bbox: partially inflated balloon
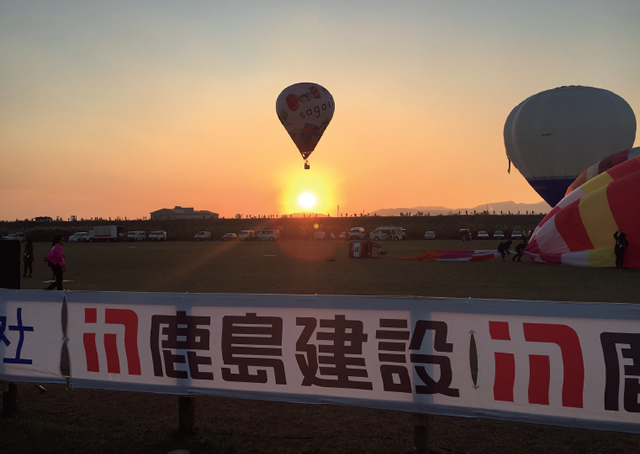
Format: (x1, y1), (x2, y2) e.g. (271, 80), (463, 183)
(525, 156), (640, 269)
(276, 83), (335, 166)
(565, 147), (640, 195)
(504, 86), (636, 207)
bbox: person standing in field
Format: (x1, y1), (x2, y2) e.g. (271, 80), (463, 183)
(45, 235), (67, 290)
(23, 238), (34, 277)
(614, 229), (628, 269)
(498, 240), (512, 262)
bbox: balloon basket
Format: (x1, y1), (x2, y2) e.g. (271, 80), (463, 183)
(304, 161), (310, 170)
(349, 241), (385, 258)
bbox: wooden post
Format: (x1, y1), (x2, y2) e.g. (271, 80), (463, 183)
(1, 240), (21, 418)
(412, 413), (428, 454)
(2, 382), (18, 417)
(178, 396), (195, 436)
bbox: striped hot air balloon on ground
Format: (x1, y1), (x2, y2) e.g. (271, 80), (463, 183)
(565, 147), (640, 195)
(525, 156), (640, 269)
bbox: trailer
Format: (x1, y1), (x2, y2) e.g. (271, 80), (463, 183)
(92, 225), (124, 242)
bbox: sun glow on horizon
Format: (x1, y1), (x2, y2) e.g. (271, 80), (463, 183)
(298, 192), (316, 209)
(278, 166), (341, 215)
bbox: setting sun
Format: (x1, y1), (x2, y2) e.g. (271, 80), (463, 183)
(298, 192), (316, 209)
(278, 166), (340, 215)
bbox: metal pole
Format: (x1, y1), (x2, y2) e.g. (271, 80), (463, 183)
(412, 413), (429, 454)
(3, 382), (18, 417)
(178, 396), (195, 436)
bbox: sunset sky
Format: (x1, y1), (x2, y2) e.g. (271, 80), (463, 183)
(1, 1), (639, 221)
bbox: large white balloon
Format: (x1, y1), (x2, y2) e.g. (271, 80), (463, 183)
(276, 82), (335, 168)
(504, 86), (636, 207)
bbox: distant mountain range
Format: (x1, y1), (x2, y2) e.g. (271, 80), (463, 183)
(368, 201), (551, 217)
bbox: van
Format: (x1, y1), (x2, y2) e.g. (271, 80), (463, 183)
(255, 229), (279, 241)
(194, 231), (211, 241)
(127, 231), (146, 241)
(68, 232), (87, 242)
(238, 230), (255, 241)
(369, 227), (404, 241)
(348, 227), (365, 240)
(149, 231), (167, 241)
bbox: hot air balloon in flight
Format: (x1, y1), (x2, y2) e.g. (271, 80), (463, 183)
(504, 86), (636, 207)
(565, 147), (640, 195)
(525, 155), (640, 269)
(276, 82), (335, 169)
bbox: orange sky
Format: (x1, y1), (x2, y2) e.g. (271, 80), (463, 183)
(1, 1), (638, 221)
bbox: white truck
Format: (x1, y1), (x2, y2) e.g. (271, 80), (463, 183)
(92, 225), (124, 242)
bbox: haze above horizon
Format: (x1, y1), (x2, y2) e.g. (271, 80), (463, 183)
(1, 1), (638, 221)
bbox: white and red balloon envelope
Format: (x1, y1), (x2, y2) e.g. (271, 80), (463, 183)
(276, 82), (335, 162)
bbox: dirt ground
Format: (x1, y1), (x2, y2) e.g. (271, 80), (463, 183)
(5, 381), (640, 454)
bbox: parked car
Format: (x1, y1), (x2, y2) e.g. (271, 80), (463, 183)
(338, 232), (348, 240)
(511, 230), (523, 240)
(348, 227), (366, 240)
(68, 232), (87, 243)
(493, 230), (505, 239)
(194, 231), (211, 241)
(424, 231), (436, 240)
(477, 231), (489, 240)
(314, 231), (326, 240)
(459, 229), (472, 241)
(127, 231), (146, 241)
(222, 233), (238, 241)
(255, 229), (279, 241)
(238, 230), (255, 241)
(3, 233), (26, 242)
(148, 231), (167, 241)
(370, 227), (404, 241)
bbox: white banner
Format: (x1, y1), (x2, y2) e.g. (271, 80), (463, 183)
(62, 291), (640, 434)
(0, 290), (66, 383)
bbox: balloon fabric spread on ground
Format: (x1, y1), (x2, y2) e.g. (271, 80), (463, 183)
(276, 83), (335, 163)
(504, 86), (636, 207)
(397, 250), (500, 262)
(525, 157), (640, 269)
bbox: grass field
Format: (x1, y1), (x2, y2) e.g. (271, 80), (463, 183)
(18, 239), (640, 303)
(4, 239), (640, 453)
